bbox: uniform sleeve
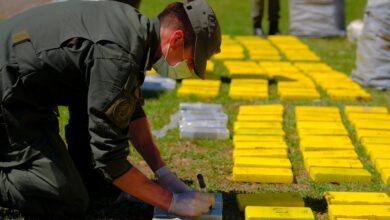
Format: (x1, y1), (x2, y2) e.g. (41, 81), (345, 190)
(87, 42), (140, 181)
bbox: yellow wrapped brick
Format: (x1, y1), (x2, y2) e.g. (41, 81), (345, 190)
(234, 122), (282, 130)
(229, 86), (268, 93)
(296, 111), (342, 118)
(229, 91), (268, 100)
(299, 135), (351, 143)
(324, 191), (390, 205)
(231, 79), (268, 85)
(233, 149), (288, 159)
(302, 150), (358, 160)
(177, 87), (219, 98)
(304, 159), (363, 170)
(236, 115), (282, 122)
(278, 83), (316, 89)
(363, 144), (390, 155)
(337, 218), (369, 220)
(370, 151), (390, 161)
(206, 61), (214, 72)
(146, 69), (157, 74)
(233, 167), (293, 183)
(238, 104), (283, 114)
(234, 141), (288, 150)
(233, 135), (284, 142)
(356, 129), (390, 139)
(250, 54), (281, 61)
(294, 62), (333, 72)
(295, 115), (341, 122)
(278, 88), (318, 93)
(234, 128), (285, 136)
(361, 137), (390, 144)
(279, 92), (320, 100)
(328, 205), (390, 220)
(245, 206), (314, 220)
(236, 193), (304, 211)
(353, 121), (390, 130)
(237, 104), (283, 110)
(297, 122), (345, 129)
(374, 159), (390, 171)
(381, 169), (390, 185)
(297, 128), (348, 136)
(230, 72), (268, 79)
(296, 106), (339, 112)
(327, 90), (371, 101)
(213, 51), (244, 60)
(234, 157), (291, 168)
(345, 106), (388, 114)
(347, 113), (390, 120)
(181, 79), (220, 87)
(309, 167), (371, 183)
(300, 141), (354, 151)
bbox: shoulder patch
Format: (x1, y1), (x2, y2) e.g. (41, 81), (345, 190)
(105, 98), (135, 129)
(12, 30), (30, 46)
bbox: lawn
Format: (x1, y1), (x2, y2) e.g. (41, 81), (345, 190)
(3, 0), (390, 219)
(136, 0), (390, 219)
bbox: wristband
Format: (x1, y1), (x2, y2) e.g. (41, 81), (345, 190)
(155, 165), (170, 178)
(168, 193), (178, 213)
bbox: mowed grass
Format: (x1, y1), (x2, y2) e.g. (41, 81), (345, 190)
(3, 0), (390, 219)
(136, 0), (390, 219)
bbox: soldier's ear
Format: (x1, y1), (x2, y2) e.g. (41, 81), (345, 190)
(168, 30), (184, 48)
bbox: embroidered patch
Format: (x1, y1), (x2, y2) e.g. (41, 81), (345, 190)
(105, 98), (135, 129)
(12, 30), (30, 45)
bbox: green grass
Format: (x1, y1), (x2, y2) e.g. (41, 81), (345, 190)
(3, 0), (390, 219)
(139, 0), (390, 219)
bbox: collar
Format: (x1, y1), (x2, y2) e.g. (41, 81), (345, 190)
(143, 17), (160, 72)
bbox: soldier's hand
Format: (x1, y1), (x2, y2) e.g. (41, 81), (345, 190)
(155, 166), (192, 193)
(168, 191), (215, 217)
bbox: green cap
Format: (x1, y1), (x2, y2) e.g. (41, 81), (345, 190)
(183, 0), (221, 79)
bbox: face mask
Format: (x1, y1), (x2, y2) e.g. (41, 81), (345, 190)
(152, 41), (193, 79)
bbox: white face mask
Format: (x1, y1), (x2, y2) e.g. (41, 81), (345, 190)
(152, 41), (193, 79)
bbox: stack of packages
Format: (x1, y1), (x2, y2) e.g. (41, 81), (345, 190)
(232, 104), (293, 184)
(213, 35), (244, 60)
(295, 62), (371, 101)
(296, 106), (371, 183)
(274, 67), (320, 101)
(224, 61), (267, 79)
(177, 79), (221, 98)
(224, 61), (268, 100)
(235, 36), (282, 61)
(269, 35), (321, 62)
(179, 103), (229, 139)
(236, 193), (315, 220)
(259, 61), (321, 101)
(259, 61), (301, 81)
(141, 70), (176, 92)
(344, 105), (390, 184)
(325, 191), (390, 219)
(229, 79), (268, 100)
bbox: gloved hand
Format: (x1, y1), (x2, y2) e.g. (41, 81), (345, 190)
(168, 191), (215, 217)
(155, 166), (192, 193)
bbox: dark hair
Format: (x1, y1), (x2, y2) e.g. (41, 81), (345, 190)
(158, 2), (196, 48)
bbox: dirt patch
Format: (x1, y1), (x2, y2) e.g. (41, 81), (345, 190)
(0, 0), (51, 18)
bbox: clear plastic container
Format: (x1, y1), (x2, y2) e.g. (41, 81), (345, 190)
(141, 74), (176, 91)
(180, 111), (228, 122)
(180, 127), (230, 139)
(179, 120), (227, 128)
(180, 102), (223, 112)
